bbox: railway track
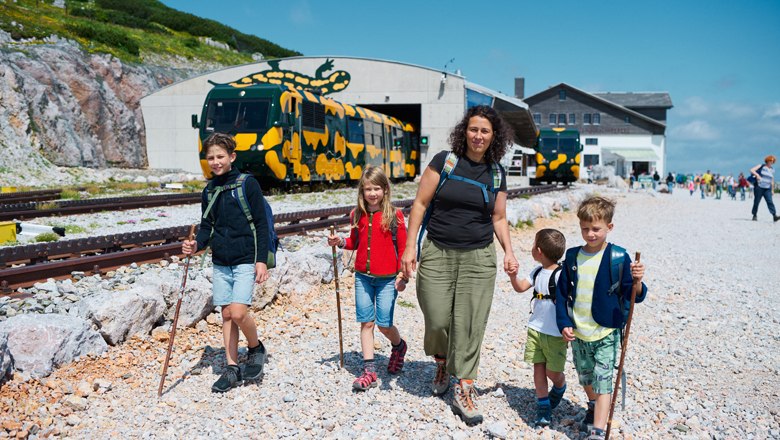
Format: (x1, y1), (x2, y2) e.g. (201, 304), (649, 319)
(0, 185), (563, 292)
(0, 189), (63, 204)
(0, 193), (202, 222)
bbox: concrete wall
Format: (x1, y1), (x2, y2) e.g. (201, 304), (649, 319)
(141, 57), (468, 174)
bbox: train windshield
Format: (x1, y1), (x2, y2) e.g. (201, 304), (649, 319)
(558, 137), (580, 152)
(204, 99), (271, 133)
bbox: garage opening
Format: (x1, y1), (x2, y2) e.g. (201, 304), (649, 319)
(358, 104), (421, 135)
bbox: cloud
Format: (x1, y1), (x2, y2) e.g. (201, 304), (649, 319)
(762, 103), (780, 120)
(676, 96), (709, 117)
(718, 102), (756, 119)
(289, 1), (313, 25)
(670, 120), (719, 141)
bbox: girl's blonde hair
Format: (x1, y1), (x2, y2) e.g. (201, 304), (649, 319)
(353, 166), (396, 231)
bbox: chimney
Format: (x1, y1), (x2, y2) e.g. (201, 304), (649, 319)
(514, 77), (525, 99)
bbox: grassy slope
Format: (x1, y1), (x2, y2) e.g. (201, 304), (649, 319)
(0, 0), (300, 66)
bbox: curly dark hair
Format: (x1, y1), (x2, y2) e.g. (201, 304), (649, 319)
(448, 105), (514, 164)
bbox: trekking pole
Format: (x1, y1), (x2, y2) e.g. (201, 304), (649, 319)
(329, 225), (345, 369)
(157, 224), (197, 397)
(606, 252), (641, 440)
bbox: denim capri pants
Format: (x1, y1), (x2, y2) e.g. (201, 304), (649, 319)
(212, 264), (255, 306)
(354, 272), (398, 327)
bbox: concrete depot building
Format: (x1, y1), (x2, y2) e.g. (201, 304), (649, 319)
(141, 56), (538, 177)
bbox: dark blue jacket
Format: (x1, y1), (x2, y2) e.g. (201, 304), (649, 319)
(555, 243), (648, 332)
(195, 168), (269, 267)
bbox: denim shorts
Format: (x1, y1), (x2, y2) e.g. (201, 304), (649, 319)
(354, 272), (397, 327)
(212, 264), (255, 306)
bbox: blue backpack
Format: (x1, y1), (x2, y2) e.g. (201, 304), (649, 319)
(202, 173), (279, 268)
(417, 152), (502, 258)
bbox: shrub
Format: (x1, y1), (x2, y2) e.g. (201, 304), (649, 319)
(34, 232), (60, 243)
(65, 21), (140, 56)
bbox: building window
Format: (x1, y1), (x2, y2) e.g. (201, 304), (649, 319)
(585, 138), (598, 145)
(624, 116), (631, 124)
(559, 90), (566, 100)
(533, 113), (541, 125)
(549, 114), (556, 125)
(593, 113), (601, 125)
(558, 113), (566, 125)
(569, 113), (576, 125)
(584, 154), (600, 166)
(584, 113), (591, 125)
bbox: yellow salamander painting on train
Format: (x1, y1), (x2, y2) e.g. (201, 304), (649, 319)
(191, 61), (419, 186)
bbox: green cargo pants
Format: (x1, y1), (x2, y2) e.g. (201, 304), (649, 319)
(416, 238), (497, 380)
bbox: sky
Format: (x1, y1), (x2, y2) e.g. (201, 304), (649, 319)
(161, 0), (780, 175)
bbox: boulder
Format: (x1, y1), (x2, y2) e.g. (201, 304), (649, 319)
(77, 288), (166, 345)
(0, 314), (107, 378)
(0, 332), (13, 381)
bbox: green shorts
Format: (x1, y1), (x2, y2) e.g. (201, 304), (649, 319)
(524, 328), (568, 372)
(571, 329), (619, 394)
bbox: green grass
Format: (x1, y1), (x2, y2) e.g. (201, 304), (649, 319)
(141, 218), (157, 223)
(515, 219), (534, 229)
(397, 300), (415, 309)
(62, 224), (88, 234)
(0, 0), (300, 64)
(34, 232), (60, 242)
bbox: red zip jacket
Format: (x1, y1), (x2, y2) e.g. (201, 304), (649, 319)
(344, 209), (406, 277)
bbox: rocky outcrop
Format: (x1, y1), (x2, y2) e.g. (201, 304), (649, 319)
(0, 332), (13, 381)
(0, 31), (195, 180)
(77, 288), (166, 346)
(0, 314), (107, 378)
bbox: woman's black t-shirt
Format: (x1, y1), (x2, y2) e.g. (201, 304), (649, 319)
(426, 150), (507, 249)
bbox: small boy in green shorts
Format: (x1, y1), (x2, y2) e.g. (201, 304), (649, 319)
(555, 196), (647, 440)
(508, 228), (568, 428)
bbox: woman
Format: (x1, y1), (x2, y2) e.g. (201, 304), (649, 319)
(750, 155), (778, 222)
(400, 105), (518, 425)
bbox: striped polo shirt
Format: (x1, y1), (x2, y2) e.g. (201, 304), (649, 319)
(572, 248), (614, 342)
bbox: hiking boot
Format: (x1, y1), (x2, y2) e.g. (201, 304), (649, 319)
(774, 215), (780, 223)
(549, 384), (566, 409)
(580, 400), (595, 431)
(387, 339), (407, 374)
(752, 215), (758, 221)
(243, 342), (266, 381)
(431, 356), (449, 396)
(352, 370), (377, 391)
(452, 380), (483, 426)
(588, 427), (606, 440)
(535, 402), (552, 428)
(211, 365), (241, 393)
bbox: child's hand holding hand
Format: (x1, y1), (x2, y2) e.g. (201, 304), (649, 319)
(506, 264), (518, 278)
(561, 327), (575, 342)
(630, 261), (645, 283)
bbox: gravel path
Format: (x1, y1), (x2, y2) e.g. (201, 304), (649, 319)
(2, 188), (779, 439)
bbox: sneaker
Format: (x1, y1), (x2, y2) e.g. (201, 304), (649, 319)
(535, 402), (552, 428)
(431, 356), (449, 396)
(774, 215), (780, 223)
(211, 365), (241, 393)
(580, 400), (595, 432)
(752, 215), (758, 221)
(387, 339), (407, 374)
(549, 384), (566, 409)
(588, 427), (606, 440)
(452, 380), (483, 425)
(243, 342), (267, 381)
(352, 371), (377, 391)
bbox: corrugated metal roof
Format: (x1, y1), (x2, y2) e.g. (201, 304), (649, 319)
(593, 92), (673, 108)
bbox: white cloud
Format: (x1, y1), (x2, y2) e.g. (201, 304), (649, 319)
(676, 96), (709, 117)
(670, 120), (719, 141)
(762, 103), (780, 119)
(289, 1), (313, 25)
(718, 102), (757, 119)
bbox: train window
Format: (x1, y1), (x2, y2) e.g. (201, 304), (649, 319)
(558, 138), (579, 151)
(302, 101), (326, 130)
(548, 114), (556, 125)
(347, 118), (365, 143)
(558, 114), (566, 125)
(569, 113), (576, 125)
(205, 99), (270, 133)
(593, 113), (601, 125)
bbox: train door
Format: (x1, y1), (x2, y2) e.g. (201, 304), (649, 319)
(346, 117), (366, 172)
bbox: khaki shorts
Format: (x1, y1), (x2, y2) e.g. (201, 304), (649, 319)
(524, 328), (568, 372)
(571, 330), (619, 394)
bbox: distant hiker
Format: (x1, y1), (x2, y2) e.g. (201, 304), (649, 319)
(749, 155), (778, 222)
(738, 172), (749, 201)
(400, 105), (518, 426)
(665, 172), (674, 193)
(555, 196), (647, 440)
(507, 228), (568, 428)
(327, 166), (409, 391)
(182, 132), (269, 393)
(652, 169), (660, 190)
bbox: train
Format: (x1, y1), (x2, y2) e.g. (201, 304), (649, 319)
(531, 128), (582, 184)
(191, 82), (420, 185)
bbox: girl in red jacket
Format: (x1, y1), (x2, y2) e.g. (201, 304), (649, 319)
(328, 165), (409, 390)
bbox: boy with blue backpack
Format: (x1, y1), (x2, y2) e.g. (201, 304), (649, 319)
(182, 132), (277, 393)
(555, 196), (647, 440)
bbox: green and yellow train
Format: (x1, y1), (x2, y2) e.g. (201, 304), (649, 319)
(532, 128), (582, 184)
(192, 82), (419, 185)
